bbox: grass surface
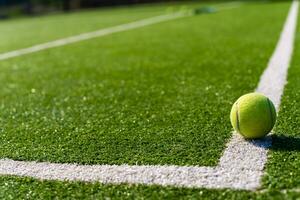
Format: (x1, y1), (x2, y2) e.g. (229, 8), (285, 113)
(262, 7), (300, 192)
(0, 1), (299, 199)
(0, 3), (191, 54)
(0, 2), (289, 166)
(0, 176), (299, 199)
(0, 1), (213, 53)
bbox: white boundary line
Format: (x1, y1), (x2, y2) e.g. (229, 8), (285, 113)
(0, 12), (186, 61)
(0, 2), (244, 61)
(0, 1), (297, 190)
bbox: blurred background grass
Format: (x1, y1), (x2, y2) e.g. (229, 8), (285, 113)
(0, 0), (285, 19)
(0, 0), (197, 19)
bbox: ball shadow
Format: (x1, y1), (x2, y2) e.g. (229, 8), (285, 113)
(269, 134), (300, 152)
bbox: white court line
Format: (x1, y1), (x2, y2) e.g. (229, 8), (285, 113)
(0, 2), (244, 61)
(0, 1), (297, 190)
(0, 12), (186, 61)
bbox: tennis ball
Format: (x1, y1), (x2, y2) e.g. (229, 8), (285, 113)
(230, 93), (276, 139)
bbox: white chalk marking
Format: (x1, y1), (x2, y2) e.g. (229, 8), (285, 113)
(0, 12), (186, 61)
(0, 1), (297, 190)
(0, 2), (244, 61)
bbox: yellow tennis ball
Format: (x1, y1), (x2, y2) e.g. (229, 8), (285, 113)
(230, 93), (276, 139)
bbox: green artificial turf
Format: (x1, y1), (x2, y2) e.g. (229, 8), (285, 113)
(0, 1), (265, 54)
(0, 1), (299, 199)
(0, 176), (299, 199)
(0, 2), (290, 166)
(0, 2), (195, 53)
(262, 8), (300, 191)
